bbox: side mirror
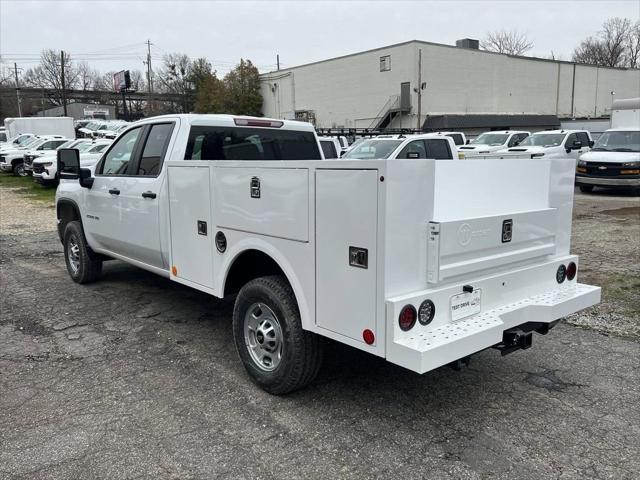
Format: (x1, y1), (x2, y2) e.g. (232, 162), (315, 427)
(466, 139), (471, 144)
(57, 148), (80, 180)
(589, 140), (594, 148)
(79, 168), (94, 189)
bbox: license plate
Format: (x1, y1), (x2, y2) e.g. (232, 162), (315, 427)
(450, 289), (482, 321)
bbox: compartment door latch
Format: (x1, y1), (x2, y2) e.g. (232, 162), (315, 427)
(250, 176), (261, 198)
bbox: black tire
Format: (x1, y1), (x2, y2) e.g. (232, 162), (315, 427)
(579, 185), (594, 193)
(233, 275), (323, 395)
(63, 221), (102, 284)
(12, 162), (26, 177)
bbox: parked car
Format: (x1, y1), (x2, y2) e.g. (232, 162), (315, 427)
(55, 114), (599, 394)
(0, 133), (36, 152)
(30, 139), (95, 185)
(496, 130), (593, 161)
(0, 135), (68, 176)
(318, 137), (342, 159)
(97, 122), (129, 139)
(342, 134), (458, 160)
(23, 137), (75, 174)
(458, 131), (530, 158)
(576, 128), (640, 193)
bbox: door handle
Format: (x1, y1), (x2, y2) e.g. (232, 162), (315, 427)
(108, 188), (120, 195)
(142, 191), (157, 199)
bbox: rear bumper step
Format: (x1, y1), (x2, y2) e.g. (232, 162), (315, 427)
(387, 283), (601, 374)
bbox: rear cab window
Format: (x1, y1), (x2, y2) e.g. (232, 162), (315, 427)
(425, 139), (453, 159)
(319, 140), (338, 159)
(184, 126), (321, 160)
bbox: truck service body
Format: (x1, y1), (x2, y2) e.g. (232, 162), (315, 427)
(55, 114), (600, 394)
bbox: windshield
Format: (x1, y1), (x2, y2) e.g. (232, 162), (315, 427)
(18, 137), (40, 148)
(519, 134), (565, 147)
(15, 135), (34, 145)
(592, 131), (640, 152)
(342, 139), (402, 159)
(76, 142), (95, 152)
(471, 133), (509, 146)
(88, 144), (109, 153)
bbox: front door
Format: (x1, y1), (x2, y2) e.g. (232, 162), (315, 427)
(83, 121), (175, 269)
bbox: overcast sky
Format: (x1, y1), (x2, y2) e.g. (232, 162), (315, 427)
(1, 0), (639, 77)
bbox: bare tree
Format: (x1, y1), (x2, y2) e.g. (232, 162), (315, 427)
(480, 29), (534, 56)
(75, 61), (98, 91)
(572, 17), (638, 68)
(572, 37), (607, 66)
(625, 21), (640, 68)
(22, 49), (78, 105)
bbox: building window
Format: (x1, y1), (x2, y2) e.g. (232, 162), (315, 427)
(380, 55), (391, 72)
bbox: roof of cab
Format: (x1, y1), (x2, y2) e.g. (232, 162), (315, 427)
(132, 114), (316, 132)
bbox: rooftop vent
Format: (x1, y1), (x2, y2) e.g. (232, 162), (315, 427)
(456, 38), (479, 50)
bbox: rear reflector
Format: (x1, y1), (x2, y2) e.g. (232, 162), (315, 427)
(362, 329), (375, 345)
(566, 262), (577, 281)
(234, 118), (283, 128)
(556, 264), (566, 284)
(399, 305), (417, 331)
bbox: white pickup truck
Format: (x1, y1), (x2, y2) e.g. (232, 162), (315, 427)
(55, 114), (600, 394)
(342, 134), (458, 160)
(458, 130), (530, 158)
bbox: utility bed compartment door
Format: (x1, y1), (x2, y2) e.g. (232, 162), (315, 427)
(315, 169), (378, 343)
(213, 167), (309, 242)
(168, 165), (214, 288)
(428, 208), (557, 284)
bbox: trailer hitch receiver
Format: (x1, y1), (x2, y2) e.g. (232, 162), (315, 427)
(494, 328), (533, 356)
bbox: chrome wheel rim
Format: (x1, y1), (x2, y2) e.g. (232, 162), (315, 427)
(67, 235), (80, 274)
(244, 302), (283, 371)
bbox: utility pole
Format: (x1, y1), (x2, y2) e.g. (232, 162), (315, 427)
(13, 63), (22, 117)
(416, 49), (422, 130)
(277, 54), (280, 71)
(61, 50), (68, 116)
(145, 39), (154, 113)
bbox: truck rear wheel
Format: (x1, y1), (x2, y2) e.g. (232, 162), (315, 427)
(63, 221), (102, 284)
(233, 275), (323, 395)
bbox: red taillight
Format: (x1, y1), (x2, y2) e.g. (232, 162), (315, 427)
(234, 118), (283, 128)
(362, 329), (375, 345)
(399, 305), (417, 331)
(566, 262), (577, 281)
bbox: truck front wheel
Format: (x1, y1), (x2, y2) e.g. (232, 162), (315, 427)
(12, 162), (26, 177)
(233, 275), (323, 395)
(63, 221), (102, 284)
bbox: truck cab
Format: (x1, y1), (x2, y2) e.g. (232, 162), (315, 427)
(55, 114), (599, 395)
(498, 129), (593, 161)
(458, 130), (530, 158)
(342, 134), (457, 160)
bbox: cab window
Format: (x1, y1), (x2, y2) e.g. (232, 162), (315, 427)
(99, 127), (142, 175)
(425, 139), (452, 159)
(576, 132), (590, 147)
(565, 133), (578, 147)
(136, 123), (174, 176)
(397, 140), (427, 159)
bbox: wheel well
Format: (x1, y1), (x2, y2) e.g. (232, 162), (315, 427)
(11, 157), (23, 166)
(224, 249), (287, 297)
(56, 201), (81, 242)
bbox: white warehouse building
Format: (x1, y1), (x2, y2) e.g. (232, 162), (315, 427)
(259, 39), (640, 133)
